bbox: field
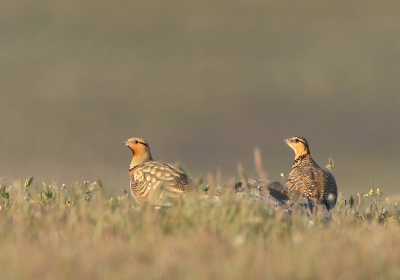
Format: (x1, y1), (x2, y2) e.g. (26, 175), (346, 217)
(0, 167), (399, 280)
(2, 1), (400, 279)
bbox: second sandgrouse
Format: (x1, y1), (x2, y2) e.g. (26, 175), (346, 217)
(284, 136), (337, 211)
(124, 137), (194, 206)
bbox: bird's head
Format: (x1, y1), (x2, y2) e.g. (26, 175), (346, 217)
(284, 136), (310, 159)
(124, 137), (153, 168)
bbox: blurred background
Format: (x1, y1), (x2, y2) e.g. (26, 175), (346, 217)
(1, 0), (400, 198)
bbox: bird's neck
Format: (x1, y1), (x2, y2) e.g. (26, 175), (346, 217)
(292, 152), (311, 167)
(129, 153), (153, 171)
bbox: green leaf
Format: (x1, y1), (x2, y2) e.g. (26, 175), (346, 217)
(349, 196), (355, 208)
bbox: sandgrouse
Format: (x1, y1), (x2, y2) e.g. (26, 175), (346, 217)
(124, 137), (194, 206)
(284, 136), (337, 212)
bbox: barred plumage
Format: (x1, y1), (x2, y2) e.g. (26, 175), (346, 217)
(284, 136), (337, 211)
(124, 137), (194, 206)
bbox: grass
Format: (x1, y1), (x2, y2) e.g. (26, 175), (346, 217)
(0, 168), (399, 280)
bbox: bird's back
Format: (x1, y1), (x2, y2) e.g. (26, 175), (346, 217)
(130, 161), (193, 206)
(286, 157), (337, 211)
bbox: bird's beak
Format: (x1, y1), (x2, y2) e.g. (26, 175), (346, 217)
(123, 140), (129, 146)
(284, 139), (289, 144)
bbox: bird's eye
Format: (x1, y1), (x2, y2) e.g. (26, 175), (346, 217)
(293, 138), (299, 143)
(133, 140), (139, 144)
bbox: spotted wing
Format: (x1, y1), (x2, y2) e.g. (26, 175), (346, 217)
(130, 161), (192, 205)
(318, 169), (338, 211)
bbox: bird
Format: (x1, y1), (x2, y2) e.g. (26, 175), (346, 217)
(123, 137), (194, 206)
(284, 136), (337, 212)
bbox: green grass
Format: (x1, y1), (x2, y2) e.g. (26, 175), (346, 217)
(0, 174), (399, 280)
